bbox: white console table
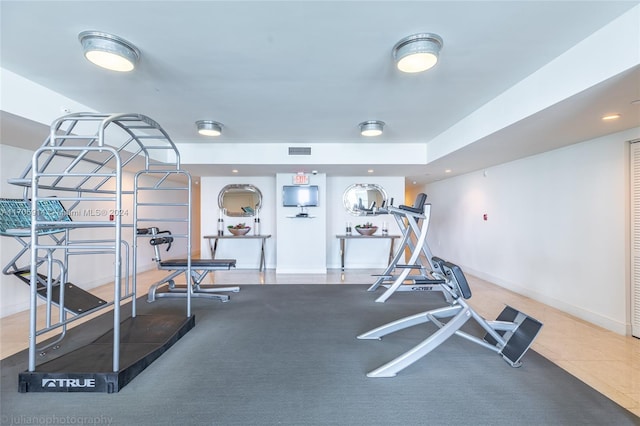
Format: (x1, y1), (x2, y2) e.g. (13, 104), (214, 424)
(336, 234), (401, 271)
(204, 234), (272, 272)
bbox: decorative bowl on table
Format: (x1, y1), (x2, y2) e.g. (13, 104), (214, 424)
(355, 226), (378, 236)
(228, 226), (251, 236)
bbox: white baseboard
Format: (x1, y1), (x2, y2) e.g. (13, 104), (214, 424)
(462, 265), (628, 335)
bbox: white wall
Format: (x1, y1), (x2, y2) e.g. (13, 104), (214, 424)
(326, 176), (405, 269)
(1, 145), (35, 316)
(200, 176), (277, 269)
(276, 173), (327, 273)
(424, 128), (638, 334)
(199, 174), (405, 272)
(0, 68), (96, 126)
(0, 144), (192, 317)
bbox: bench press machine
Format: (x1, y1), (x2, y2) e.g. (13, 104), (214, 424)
(358, 257), (543, 377)
(368, 193), (447, 303)
(141, 227), (239, 302)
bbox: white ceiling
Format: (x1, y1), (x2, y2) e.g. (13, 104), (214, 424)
(1, 1), (639, 184)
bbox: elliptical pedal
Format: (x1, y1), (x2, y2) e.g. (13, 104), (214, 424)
(484, 305), (543, 367)
(13, 271), (108, 315)
(484, 305), (519, 345)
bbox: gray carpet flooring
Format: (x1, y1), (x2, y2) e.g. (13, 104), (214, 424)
(2, 284), (639, 426)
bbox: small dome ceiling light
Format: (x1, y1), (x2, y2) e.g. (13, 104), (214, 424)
(393, 33), (443, 73)
(78, 31), (140, 72)
(359, 120), (385, 137)
(196, 120), (223, 136)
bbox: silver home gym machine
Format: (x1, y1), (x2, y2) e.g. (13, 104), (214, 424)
(3, 112), (200, 392)
(358, 257), (543, 377)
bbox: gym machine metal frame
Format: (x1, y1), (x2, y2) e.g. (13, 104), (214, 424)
(358, 257), (543, 378)
(5, 113), (194, 391)
(367, 194), (447, 303)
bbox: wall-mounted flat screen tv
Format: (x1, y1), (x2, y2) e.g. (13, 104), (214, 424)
(282, 185), (319, 207)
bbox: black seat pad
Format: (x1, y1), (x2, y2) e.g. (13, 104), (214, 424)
(159, 258), (236, 269)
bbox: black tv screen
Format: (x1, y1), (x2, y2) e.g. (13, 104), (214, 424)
(282, 185), (319, 207)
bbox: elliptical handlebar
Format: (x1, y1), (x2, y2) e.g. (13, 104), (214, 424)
(136, 227), (157, 235)
(150, 236), (174, 250)
(137, 227), (173, 251)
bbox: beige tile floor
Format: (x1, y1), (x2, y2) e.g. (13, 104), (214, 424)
(1, 268), (638, 417)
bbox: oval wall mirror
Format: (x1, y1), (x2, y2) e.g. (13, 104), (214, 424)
(343, 183), (388, 216)
(218, 184), (263, 217)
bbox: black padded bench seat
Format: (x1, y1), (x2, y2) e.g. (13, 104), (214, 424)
(159, 258), (236, 269)
(142, 226), (240, 303)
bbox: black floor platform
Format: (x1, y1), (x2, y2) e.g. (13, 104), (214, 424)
(18, 313), (195, 393)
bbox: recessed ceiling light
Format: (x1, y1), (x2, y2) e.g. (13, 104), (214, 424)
(601, 113), (621, 121)
(232, 169), (238, 174)
(367, 169), (374, 173)
(445, 169), (452, 173)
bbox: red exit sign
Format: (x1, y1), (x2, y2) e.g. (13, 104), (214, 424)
(293, 174), (309, 185)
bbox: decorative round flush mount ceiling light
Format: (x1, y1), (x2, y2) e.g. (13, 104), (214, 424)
(393, 33), (443, 73)
(196, 120), (224, 136)
(78, 31), (140, 72)
(359, 120), (385, 137)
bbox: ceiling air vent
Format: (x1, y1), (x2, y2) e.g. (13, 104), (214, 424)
(288, 147), (311, 155)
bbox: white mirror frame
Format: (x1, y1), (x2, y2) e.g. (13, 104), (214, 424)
(218, 184), (263, 217)
(343, 183), (388, 216)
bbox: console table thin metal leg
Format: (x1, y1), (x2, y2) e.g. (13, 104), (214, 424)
(209, 238), (220, 259)
(388, 239), (395, 266)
